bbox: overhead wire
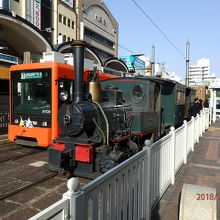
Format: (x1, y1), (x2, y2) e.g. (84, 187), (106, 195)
(131, 0), (186, 60)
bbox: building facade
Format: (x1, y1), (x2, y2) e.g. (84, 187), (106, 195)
(120, 56), (146, 75)
(189, 58), (216, 85)
(9, 0), (51, 40)
(52, 0), (118, 60)
(3, 0), (118, 62)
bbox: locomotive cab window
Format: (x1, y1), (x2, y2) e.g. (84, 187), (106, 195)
(12, 69), (51, 116)
(131, 85), (144, 103)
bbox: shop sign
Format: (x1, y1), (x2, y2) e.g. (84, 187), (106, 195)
(34, 0), (41, 29)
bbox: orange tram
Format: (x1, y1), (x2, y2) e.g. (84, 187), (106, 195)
(8, 62), (118, 147)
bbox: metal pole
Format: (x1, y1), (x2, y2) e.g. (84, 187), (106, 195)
(185, 41), (190, 86)
(151, 43), (155, 76)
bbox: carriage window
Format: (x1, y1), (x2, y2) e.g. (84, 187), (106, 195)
(176, 90), (185, 105)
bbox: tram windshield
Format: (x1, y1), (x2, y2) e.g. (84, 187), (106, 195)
(12, 69), (51, 116)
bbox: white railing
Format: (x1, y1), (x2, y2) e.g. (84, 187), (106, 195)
(29, 198), (69, 220)
(29, 109), (210, 220)
(149, 134), (173, 206)
(186, 120), (193, 155)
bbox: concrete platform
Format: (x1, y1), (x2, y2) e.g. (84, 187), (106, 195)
(152, 119), (220, 220)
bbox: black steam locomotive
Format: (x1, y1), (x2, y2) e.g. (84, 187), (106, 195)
(48, 41), (195, 178)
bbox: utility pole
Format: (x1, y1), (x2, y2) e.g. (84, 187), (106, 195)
(151, 43), (155, 76)
(185, 41), (190, 86)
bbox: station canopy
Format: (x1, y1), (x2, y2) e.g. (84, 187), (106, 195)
(0, 10), (52, 59)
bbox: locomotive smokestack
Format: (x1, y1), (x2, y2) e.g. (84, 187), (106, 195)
(72, 40), (86, 103)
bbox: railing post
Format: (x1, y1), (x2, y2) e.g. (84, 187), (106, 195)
(191, 116), (195, 151)
(183, 120), (187, 164)
(144, 141), (151, 220)
(199, 112), (202, 137)
(170, 127), (175, 184)
(203, 110), (205, 132)
(196, 114), (199, 143)
(63, 178), (81, 220)
(203, 109), (205, 132)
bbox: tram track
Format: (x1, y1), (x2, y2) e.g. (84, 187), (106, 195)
(0, 143), (46, 163)
(0, 142), (92, 206)
(0, 172), (57, 201)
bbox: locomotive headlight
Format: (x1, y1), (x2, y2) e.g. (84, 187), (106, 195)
(59, 90), (69, 101)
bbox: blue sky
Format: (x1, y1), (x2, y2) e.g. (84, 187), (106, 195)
(104, 0), (220, 79)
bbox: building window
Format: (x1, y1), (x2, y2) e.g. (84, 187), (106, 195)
(84, 28), (114, 48)
(71, 21), (74, 29)
(90, 46), (113, 59)
(67, 19), (70, 27)
(63, 35), (66, 42)
(59, 14), (62, 23)
(14, 0), (19, 2)
(67, 37), (70, 41)
(63, 16), (66, 25)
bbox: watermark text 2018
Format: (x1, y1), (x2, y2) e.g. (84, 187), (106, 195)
(197, 193), (220, 200)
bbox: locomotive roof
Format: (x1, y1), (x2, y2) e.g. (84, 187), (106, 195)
(100, 76), (184, 86)
(100, 76), (164, 84)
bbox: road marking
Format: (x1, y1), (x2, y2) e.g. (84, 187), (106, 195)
(204, 137), (220, 140)
(29, 161), (47, 167)
(191, 163), (220, 170)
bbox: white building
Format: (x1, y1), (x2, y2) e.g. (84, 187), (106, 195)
(189, 58), (216, 85)
(169, 72), (184, 84)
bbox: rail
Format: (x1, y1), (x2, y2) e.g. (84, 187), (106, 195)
(29, 108), (210, 220)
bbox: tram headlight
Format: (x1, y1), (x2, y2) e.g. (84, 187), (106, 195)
(42, 121), (48, 127)
(59, 90), (69, 101)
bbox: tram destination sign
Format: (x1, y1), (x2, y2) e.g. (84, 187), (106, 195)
(21, 72), (42, 79)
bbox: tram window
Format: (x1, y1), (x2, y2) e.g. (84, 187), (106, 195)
(12, 71), (51, 116)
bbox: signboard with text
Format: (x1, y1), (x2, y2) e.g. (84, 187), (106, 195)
(34, 0), (41, 29)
